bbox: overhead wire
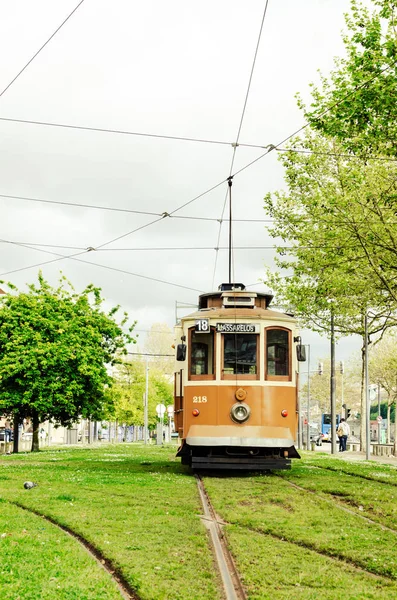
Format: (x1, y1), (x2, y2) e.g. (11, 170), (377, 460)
(212, 0), (269, 288)
(0, 191), (275, 220)
(0, 0), (86, 99)
(0, 116), (235, 146)
(0, 192), (162, 216)
(276, 147), (397, 162)
(1, 116), (397, 163)
(2, 7), (397, 292)
(0, 238), (203, 293)
(232, 59), (397, 179)
(95, 178), (229, 249)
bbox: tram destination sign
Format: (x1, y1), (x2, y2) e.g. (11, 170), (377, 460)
(216, 323), (259, 333)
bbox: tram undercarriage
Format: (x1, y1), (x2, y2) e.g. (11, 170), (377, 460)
(177, 442), (300, 471)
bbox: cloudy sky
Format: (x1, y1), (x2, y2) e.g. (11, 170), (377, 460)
(0, 0), (361, 365)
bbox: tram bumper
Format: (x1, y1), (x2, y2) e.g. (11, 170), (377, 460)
(185, 424), (300, 458)
(186, 424), (293, 446)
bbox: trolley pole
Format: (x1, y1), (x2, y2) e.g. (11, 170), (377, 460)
(330, 308), (337, 455)
(228, 176), (233, 284)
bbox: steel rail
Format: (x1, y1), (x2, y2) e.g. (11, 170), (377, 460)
(195, 475), (246, 600)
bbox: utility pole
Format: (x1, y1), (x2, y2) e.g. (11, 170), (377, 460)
(340, 361), (344, 416)
(378, 383), (381, 444)
(297, 358), (302, 450)
(364, 312), (370, 460)
(144, 355), (149, 445)
(306, 345), (311, 450)
(330, 307), (336, 455)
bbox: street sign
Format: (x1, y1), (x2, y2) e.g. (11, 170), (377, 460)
(369, 386), (377, 401)
(167, 405), (174, 416)
(156, 404), (166, 417)
(377, 415), (383, 423)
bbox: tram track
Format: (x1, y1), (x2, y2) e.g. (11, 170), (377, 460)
(8, 499), (140, 600)
(229, 519), (393, 582)
(310, 464), (397, 487)
(195, 475), (247, 600)
(278, 476), (397, 535)
(197, 476), (394, 585)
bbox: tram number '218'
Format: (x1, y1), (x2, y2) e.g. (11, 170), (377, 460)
(193, 396), (208, 403)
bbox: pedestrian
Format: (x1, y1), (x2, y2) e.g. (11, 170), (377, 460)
(337, 418), (350, 452)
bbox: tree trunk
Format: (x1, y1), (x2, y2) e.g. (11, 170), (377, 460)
(115, 420), (118, 443)
(31, 411), (40, 452)
(12, 412), (20, 454)
(387, 403), (391, 444)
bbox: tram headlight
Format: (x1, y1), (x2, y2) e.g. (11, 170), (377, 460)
(230, 402), (251, 424)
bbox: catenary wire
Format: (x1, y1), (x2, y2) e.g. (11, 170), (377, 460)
(2, 115), (397, 163)
(0, 0), (86, 99)
(0, 238), (203, 292)
(212, 0), (270, 288)
(0, 192), (162, 216)
(232, 60), (397, 179)
(0, 191), (275, 220)
(235, 0), (269, 146)
(276, 147), (397, 162)
(3, 23), (396, 285)
(0, 237), (374, 252)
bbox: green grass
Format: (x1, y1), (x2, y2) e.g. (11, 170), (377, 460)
(2, 445), (397, 600)
(0, 501), (124, 599)
(0, 444), (220, 600)
(203, 456), (397, 599)
(226, 527), (397, 600)
(279, 455), (397, 530)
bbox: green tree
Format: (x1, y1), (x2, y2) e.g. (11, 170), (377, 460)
(303, 0), (397, 157)
(301, 357), (361, 417)
(0, 274), (135, 451)
(369, 331), (397, 443)
(143, 323), (174, 376)
(110, 360), (173, 436)
(264, 131), (397, 450)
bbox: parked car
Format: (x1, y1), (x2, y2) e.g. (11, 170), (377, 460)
(311, 432), (324, 446)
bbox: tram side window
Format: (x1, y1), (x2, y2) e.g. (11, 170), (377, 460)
(190, 330), (214, 377)
(223, 334), (258, 376)
(266, 328), (290, 377)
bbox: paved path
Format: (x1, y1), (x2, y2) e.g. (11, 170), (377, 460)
(308, 444), (397, 466)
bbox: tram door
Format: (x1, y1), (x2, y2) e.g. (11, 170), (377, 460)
(174, 369), (184, 436)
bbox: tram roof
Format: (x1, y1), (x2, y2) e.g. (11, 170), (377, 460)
(180, 307), (296, 322)
(198, 286), (273, 310)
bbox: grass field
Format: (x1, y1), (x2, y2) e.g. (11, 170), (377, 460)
(1, 445), (397, 599)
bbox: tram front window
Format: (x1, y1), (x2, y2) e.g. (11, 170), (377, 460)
(266, 328), (289, 377)
(190, 330), (214, 378)
(223, 334), (257, 376)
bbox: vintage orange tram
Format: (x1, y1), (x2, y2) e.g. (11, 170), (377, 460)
(173, 283), (303, 470)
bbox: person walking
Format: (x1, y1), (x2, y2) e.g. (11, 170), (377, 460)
(337, 418), (350, 452)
